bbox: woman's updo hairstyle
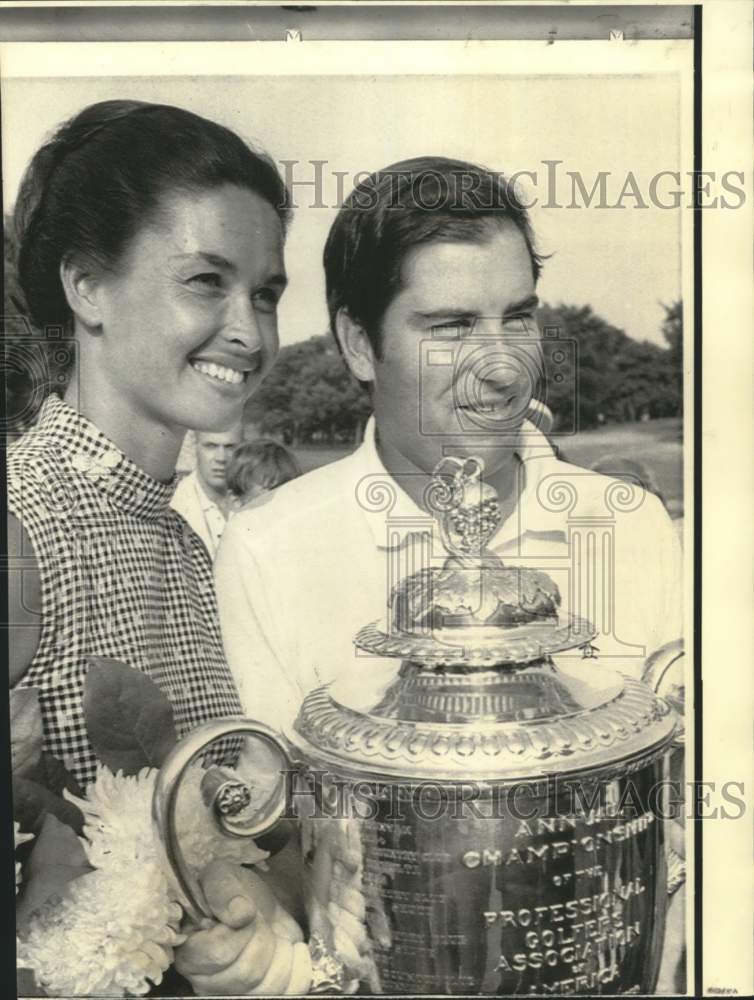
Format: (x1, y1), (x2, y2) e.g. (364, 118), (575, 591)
(14, 100), (291, 330)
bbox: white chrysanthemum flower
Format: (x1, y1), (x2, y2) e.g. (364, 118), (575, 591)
(21, 762), (271, 995)
(66, 763), (269, 878)
(17, 861), (184, 997)
(14, 822), (34, 894)
(66, 767), (161, 872)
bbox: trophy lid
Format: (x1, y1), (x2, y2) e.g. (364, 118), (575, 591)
(288, 457), (677, 783)
(290, 660), (676, 783)
(359, 455), (597, 666)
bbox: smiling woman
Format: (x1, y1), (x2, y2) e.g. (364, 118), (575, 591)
(76, 183), (287, 477)
(5, 99), (306, 995)
(7, 98), (289, 772)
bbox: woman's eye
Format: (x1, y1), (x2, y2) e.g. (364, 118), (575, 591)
(252, 288), (280, 313)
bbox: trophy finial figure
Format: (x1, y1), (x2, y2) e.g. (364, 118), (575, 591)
(427, 455), (502, 559)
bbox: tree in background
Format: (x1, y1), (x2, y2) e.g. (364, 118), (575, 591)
(539, 303), (627, 431)
(661, 299), (684, 416)
(540, 301), (683, 431)
(245, 336), (371, 445)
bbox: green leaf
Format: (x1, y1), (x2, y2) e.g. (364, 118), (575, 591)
(83, 656), (178, 775)
(25, 752), (83, 800)
(13, 776), (84, 836)
(16, 814), (92, 934)
(10, 688), (44, 778)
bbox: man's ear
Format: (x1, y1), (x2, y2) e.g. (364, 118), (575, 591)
(333, 308), (377, 384)
(59, 256), (105, 330)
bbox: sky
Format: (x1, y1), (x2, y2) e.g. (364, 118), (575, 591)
(2, 70), (687, 348)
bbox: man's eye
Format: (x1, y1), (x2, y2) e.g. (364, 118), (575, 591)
(503, 313), (538, 334)
(188, 273), (222, 289)
(431, 319), (473, 337)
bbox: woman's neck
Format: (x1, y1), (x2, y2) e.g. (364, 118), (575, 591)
(64, 372), (184, 483)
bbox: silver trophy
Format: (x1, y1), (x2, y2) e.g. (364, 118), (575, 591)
(154, 456), (684, 994)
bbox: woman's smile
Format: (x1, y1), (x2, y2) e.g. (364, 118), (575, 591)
(191, 361), (246, 386)
(92, 185), (285, 441)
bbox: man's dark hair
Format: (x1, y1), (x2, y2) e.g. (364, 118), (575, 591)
(323, 156), (544, 368)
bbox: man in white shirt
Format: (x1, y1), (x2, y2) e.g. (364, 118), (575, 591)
(172, 426), (242, 557)
(216, 157), (683, 731)
(203, 157), (685, 994)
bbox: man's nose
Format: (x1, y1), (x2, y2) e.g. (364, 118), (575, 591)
(459, 345), (529, 391)
(224, 294), (263, 353)
(463, 327), (541, 387)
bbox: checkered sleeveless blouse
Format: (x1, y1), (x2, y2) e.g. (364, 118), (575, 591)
(8, 394), (243, 786)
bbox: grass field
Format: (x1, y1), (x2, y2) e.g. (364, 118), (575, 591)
(293, 417), (684, 516)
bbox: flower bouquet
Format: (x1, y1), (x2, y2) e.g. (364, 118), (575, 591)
(12, 658), (272, 998)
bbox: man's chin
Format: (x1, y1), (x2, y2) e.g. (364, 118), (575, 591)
(442, 422), (524, 449)
(405, 440), (518, 479)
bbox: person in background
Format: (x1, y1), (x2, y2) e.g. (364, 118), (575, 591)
(226, 439), (302, 509)
(171, 426), (243, 556)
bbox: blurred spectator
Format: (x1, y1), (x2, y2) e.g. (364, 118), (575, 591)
(227, 440), (302, 509)
(171, 426), (242, 557)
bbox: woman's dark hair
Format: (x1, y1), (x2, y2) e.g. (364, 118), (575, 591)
(323, 155), (545, 367)
(226, 439), (301, 498)
(14, 100), (291, 331)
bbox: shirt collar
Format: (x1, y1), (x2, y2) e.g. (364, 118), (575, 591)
(193, 473), (225, 516)
(354, 413), (567, 551)
(34, 394), (177, 521)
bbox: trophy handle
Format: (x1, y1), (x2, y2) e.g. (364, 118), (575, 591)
(642, 638), (685, 749)
(152, 717), (293, 923)
(642, 640), (687, 901)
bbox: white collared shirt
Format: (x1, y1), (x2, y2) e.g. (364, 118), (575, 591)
(171, 470), (228, 558)
(216, 418), (683, 731)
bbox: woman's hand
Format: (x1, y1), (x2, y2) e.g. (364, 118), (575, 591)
(174, 859), (312, 995)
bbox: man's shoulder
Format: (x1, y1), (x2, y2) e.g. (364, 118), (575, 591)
(541, 455), (669, 527)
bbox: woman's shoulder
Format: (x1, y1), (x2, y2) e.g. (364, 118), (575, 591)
(7, 425), (66, 513)
(7, 414), (68, 480)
